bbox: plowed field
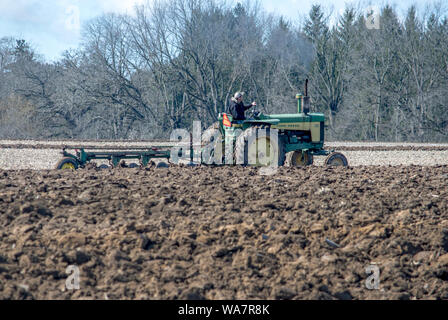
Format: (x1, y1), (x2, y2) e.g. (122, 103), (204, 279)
(1, 165), (448, 300)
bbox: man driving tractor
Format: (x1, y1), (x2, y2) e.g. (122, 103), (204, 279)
(228, 91), (257, 120)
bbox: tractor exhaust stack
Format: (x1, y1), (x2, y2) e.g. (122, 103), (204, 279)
(303, 79), (310, 114)
(296, 79), (310, 114)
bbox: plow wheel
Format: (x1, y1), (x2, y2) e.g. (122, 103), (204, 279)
(285, 150), (313, 166)
(235, 126), (285, 166)
(324, 152), (348, 166)
(55, 157), (79, 170)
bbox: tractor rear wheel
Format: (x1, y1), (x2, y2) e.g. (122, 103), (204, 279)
(55, 157), (79, 170)
(285, 150), (313, 166)
(324, 152), (348, 166)
(201, 122), (220, 147)
(234, 126), (285, 166)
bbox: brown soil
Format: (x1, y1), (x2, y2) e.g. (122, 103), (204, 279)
(1, 143), (448, 151)
(0, 165), (448, 300)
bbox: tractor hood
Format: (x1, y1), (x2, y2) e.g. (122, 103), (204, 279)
(249, 112), (325, 123)
(243, 118), (280, 125)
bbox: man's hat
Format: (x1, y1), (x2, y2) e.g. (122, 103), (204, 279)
(233, 92), (245, 99)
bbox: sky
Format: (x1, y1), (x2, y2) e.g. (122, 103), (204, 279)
(0, 0), (444, 62)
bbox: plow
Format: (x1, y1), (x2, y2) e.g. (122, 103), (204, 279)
(56, 82), (348, 169)
(56, 146), (173, 170)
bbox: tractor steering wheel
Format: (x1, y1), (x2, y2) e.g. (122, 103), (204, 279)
(248, 109), (260, 119)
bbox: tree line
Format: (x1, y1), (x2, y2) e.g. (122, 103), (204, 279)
(0, 0), (447, 141)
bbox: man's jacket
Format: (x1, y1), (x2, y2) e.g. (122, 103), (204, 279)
(227, 100), (252, 120)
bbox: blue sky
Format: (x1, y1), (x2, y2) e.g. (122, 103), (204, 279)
(0, 0), (444, 62)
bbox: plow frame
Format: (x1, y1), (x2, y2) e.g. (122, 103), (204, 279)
(61, 145), (173, 168)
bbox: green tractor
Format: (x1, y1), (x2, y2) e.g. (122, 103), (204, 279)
(201, 82), (347, 167)
(56, 81), (347, 169)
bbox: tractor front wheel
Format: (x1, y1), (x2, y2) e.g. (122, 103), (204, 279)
(324, 152), (348, 166)
(55, 157), (79, 170)
(285, 150), (313, 166)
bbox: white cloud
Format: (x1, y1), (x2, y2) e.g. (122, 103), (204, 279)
(0, 1), (51, 24)
(0, 0), (151, 61)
